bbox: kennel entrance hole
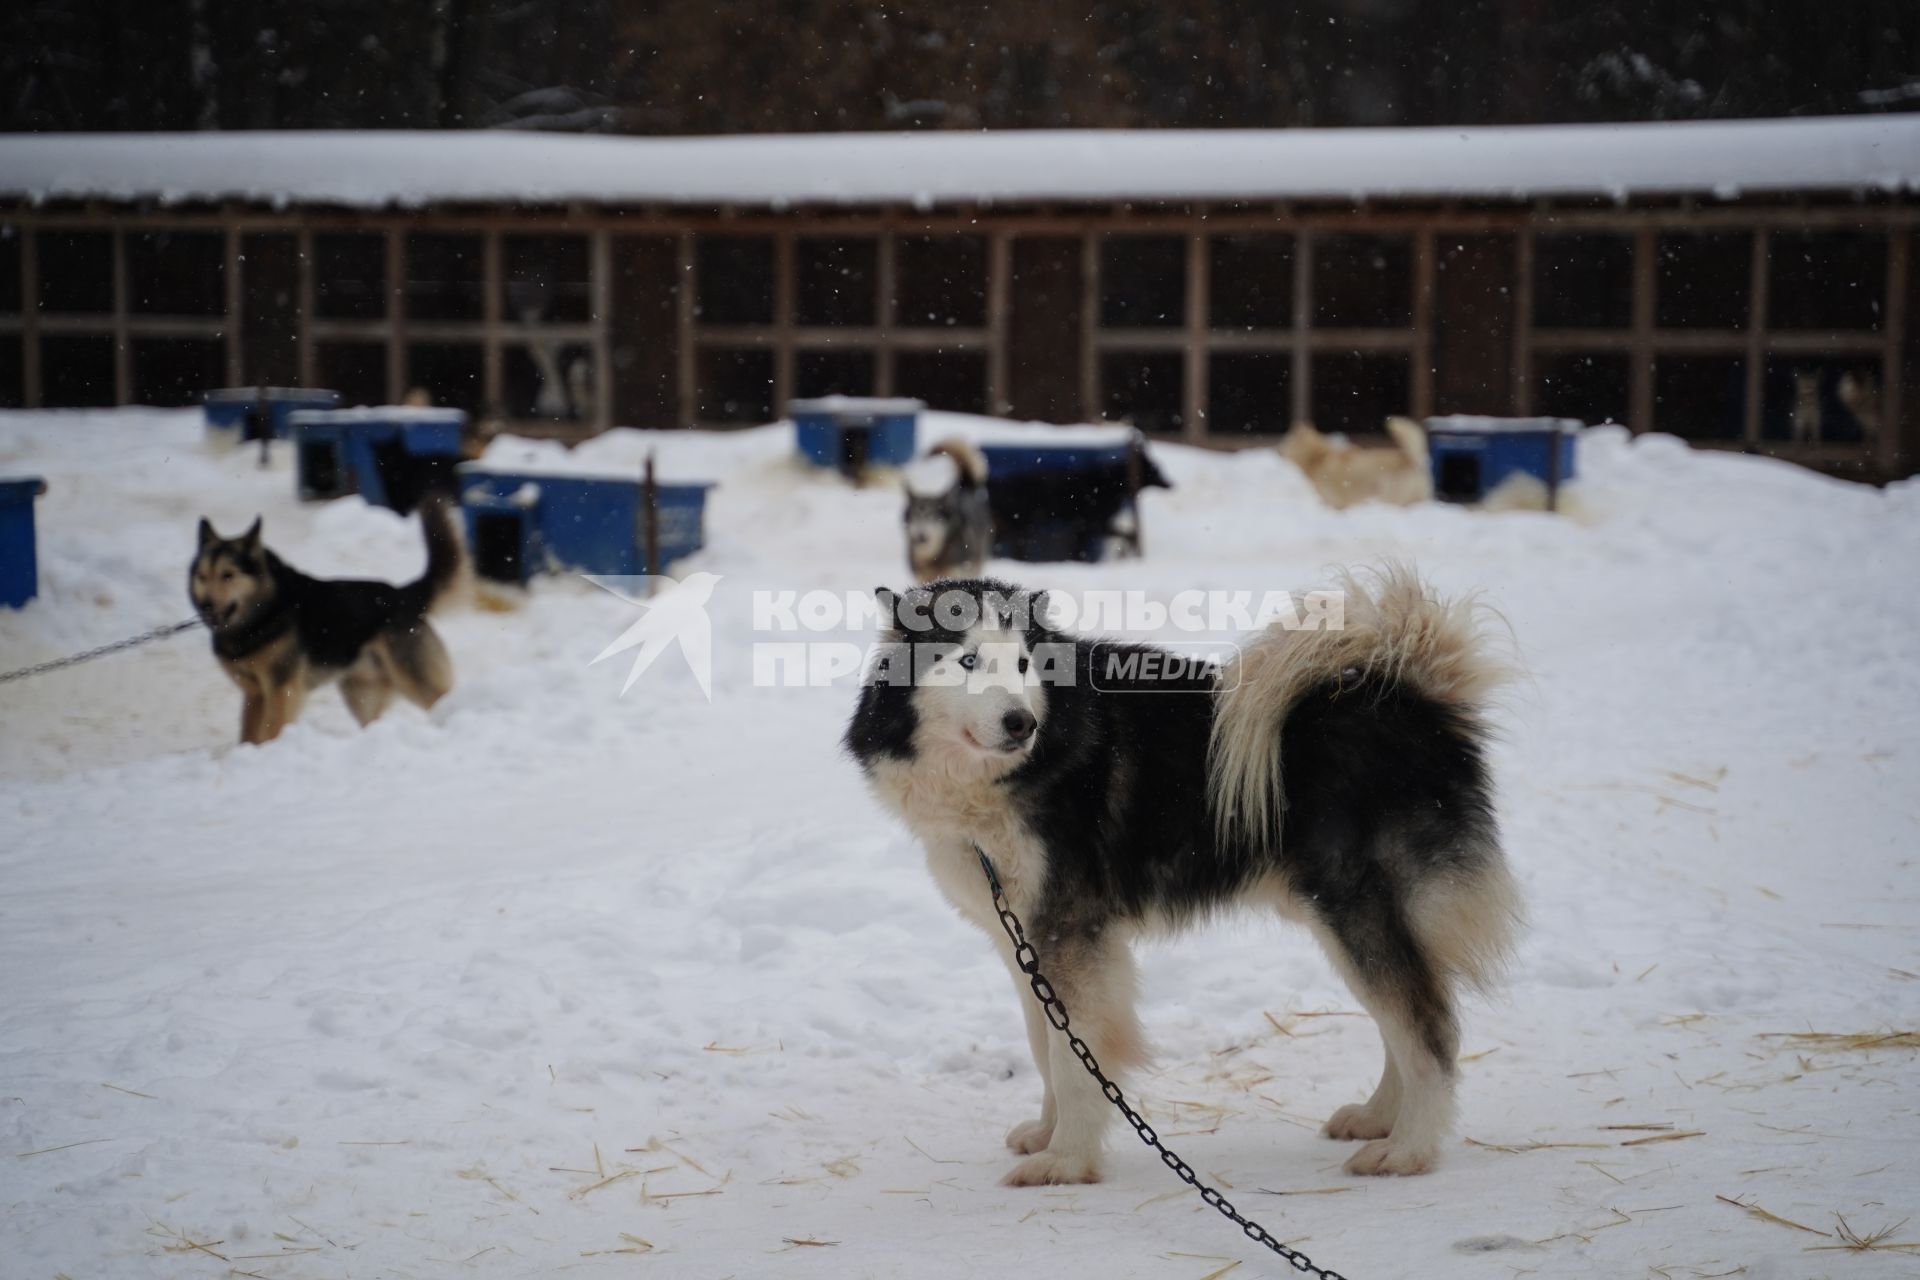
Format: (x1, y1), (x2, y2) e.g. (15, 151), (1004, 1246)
(473, 511), (529, 584)
(1435, 452), (1482, 503)
(300, 440), (344, 499)
(836, 425), (871, 481)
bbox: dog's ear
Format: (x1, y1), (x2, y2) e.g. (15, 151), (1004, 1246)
(197, 517), (218, 548)
(1026, 589), (1052, 631)
(241, 517), (263, 550)
(873, 586), (899, 631)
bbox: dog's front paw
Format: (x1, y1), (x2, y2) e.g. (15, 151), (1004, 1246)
(1005, 1117), (1054, 1154)
(1344, 1138), (1434, 1176)
(1002, 1150), (1101, 1186)
(1322, 1102), (1393, 1141)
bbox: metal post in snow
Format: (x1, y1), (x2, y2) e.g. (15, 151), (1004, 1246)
(1546, 423), (1564, 514)
(644, 451), (660, 595)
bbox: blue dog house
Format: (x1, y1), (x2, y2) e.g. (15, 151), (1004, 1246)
(792, 397), (920, 479)
(979, 436), (1147, 563)
(1426, 416), (1580, 507)
(457, 464), (715, 585)
(204, 387), (342, 442)
(289, 407), (466, 512)
(0, 477), (48, 608)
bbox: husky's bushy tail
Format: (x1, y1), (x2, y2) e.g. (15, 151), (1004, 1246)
(1383, 415), (1428, 467)
(1210, 564), (1508, 850)
(924, 437), (989, 489)
(1208, 565), (1518, 979)
(403, 492), (466, 617)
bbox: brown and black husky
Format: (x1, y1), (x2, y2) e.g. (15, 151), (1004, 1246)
(188, 497), (463, 744)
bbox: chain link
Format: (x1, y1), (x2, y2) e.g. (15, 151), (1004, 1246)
(975, 844), (1353, 1280)
(0, 618), (202, 686)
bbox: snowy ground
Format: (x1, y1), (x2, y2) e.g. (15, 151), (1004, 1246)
(2, 408), (1918, 1280)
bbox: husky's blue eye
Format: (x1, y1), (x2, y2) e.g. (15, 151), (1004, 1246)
(958, 652), (978, 671)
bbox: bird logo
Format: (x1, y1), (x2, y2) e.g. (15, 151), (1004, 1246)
(584, 572), (722, 699)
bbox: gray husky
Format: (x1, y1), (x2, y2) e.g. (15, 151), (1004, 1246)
(903, 438), (993, 584)
(844, 568), (1519, 1185)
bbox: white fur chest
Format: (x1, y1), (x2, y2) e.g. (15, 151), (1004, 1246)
(865, 748), (1048, 934)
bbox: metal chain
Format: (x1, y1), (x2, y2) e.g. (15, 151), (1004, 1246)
(975, 844), (1353, 1280)
(0, 618), (202, 686)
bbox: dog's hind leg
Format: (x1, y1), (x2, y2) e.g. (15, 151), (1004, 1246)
(340, 666), (395, 727)
(388, 623), (453, 709)
(1003, 928), (1145, 1187)
(1311, 897), (1458, 1176)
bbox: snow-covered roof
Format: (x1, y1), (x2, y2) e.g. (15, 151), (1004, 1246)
(286, 406), (467, 425)
(1, 118), (1915, 211)
(787, 397), (927, 416)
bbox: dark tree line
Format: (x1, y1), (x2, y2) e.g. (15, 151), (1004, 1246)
(5, 0), (1916, 134)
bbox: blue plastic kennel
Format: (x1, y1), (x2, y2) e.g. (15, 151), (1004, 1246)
(1425, 416), (1580, 506)
(457, 465), (715, 585)
(792, 397), (921, 478)
(204, 387), (342, 442)
(0, 477), (48, 608)
(289, 407), (466, 512)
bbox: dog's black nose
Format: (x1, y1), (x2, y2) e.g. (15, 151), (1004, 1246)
(1002, 708), (1037, 742)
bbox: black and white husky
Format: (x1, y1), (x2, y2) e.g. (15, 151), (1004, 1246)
(844, 569), (1519, 1185)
